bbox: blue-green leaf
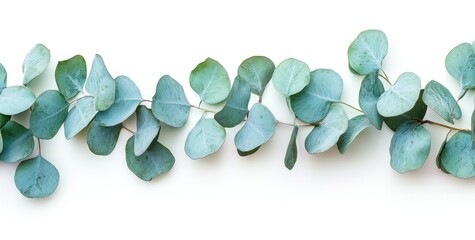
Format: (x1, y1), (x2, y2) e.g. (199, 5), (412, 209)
(87, 120), (121, 156)
(185, 117), (226, 159)
(359, 72), (384, 129)
(22, 44), (50, 85)
(384, 90), (427, 131)
(305, 105), (348, 154)
(390, 121), (431, 173)
(0, 63), (6, 91)
(30, 90), (69, 139)
(238, 56), (275, 96)
(0, 121), (34, 163)
(272, 58), (310, 96)
(445, 43), (475, 90)
(14, 155), (59, 198)
(422, 80), (462, 124)
(377, 72), (421, 117)
(348, 29), (388, 75)
(64, 96), (96, 139)
(440, 131), (475, 178)
(0, 86), (36, 115)
(436, 137), (449, 174)
(95, 76), (142, 126)
(85, 54), (115, 111)
(284, 126), (299, 170)
(337, 115), (372, 154)
(126, 137), (175, 181)
(55, 55), (87, 100)
(235, 103), (276, 152)
(214, 76), (251, 128)
(290, 69), (343, 123)
(190, 58), (231, 104)
(152, 75), (190, 127)
(237, 146), (260, 156)
(134, 106), (160, 156)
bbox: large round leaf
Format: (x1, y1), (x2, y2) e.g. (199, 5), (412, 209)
(290, 69), (343, 123)
(214, 76), (251, 128)
(134, 106), (160, 156)
(152, 75), (190, 127)
(125, 137), (175, 181)
(348, 29), (388, 75)
(422, 80), (462, 124)
(30, 90), (69, 139)
(272, 58), (310, 96)
(237, 56), (275, 96)
(0, 86), (36, 115)
(85, 54), (115, 111)
(55, 55), (87, 100)
(384, 90), (427, 131)
(190, 58), (231, 104)
(95, 76), (142, 126)
(377, 72), (421, 117)
(14, 155), (59, 198)
(234, 103), (276, 152)
(445, 42), (475, 90)
(305, 105), (348, 154)
(64, 96), (97, 139)
(185, 117), (226, 159)
(390, 122), (431, 173)
(440, 131), (475, 178)
(359, 72), (384, 129)
(284, 126), (299, 170)
(0, 63), (6, 91)
(0, 121), (34, 163)
(337, 115), (372, 154)
(87, 120), (121, 156)
(22, 44), (50, 85)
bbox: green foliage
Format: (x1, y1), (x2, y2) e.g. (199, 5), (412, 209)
(214, 77), (251, 128)
(86, 54), (115, 111)
(359, 72), (384, 129)
(272, 58), (310, 96)
(377, 72), (421, 117)
(440, 131), (475, 178)
(152, 75), (190, 127)
(284, 126), (299, 170)
(337, 115), (372, 154)
(64, 96), (97, 139)
(0, 63), (6, 91)
(15, 155), (59, 198)
(348, 30), (388, 75)
(445, 42), (475, 91)
(190, 58), (231, 104)
(383, 90), (427, 131)
(55, 55), (87, 100)
(87, 120), (121, 156)
(0, 86), (36, 115)
(422, 80), (461, 124)
(235, 103), (276, 152)
(23, 44), (51, 85)
(185, 117), (226, 159)
(0, 121), (34, 163)
(135, 106), (160, 156)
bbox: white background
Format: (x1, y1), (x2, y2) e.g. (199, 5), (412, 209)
(1, 0), (474, 239)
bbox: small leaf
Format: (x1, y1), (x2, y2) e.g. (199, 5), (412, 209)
(337, 115), (372, 154)
(422, 80), (461, 124)
(87, 120), (121, 156)
(384, 90), (427, 131)
(284, 126), (299, 170)
(305, 105), (348, 154)
(389, 121), (431, 173)
(14, 155), (59, 198)
(359, 72), (384, 129)
(440, 131), (475, 178)
(237, 146), (260, 157)
(272, 58), (310, 96)
(22, 44), (50, 85)
(377, 72), (421, 117)
(348, 29), (388, 75)
(95, 76), (142, 126)
(445, 43), (475, 90)
(135, 106), (160, 156)
(85, 54), (115, 111)
(64, 96), (97, 139)
(235, 103), (276, 152)
(126, 137), (175, 181)
(237, 56), (275, 96)
(185, 117), (226, 159)
(0, 121), (34, 163)
(0, 86), (36, 115)
(214, 76), (251, 128)
(190, 58), (231, 104)
(0, 63), (6, 91)
(55, 55), (87, 100)
(30, 90), (69, 139)
(290, 69), (343, 123)
(152, 75), (190, 127)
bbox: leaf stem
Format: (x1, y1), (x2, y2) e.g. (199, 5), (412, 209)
(379, 69), (392, 85)
(190, 104), (218, 114)
(337, 101), (363, 112)
(142, 99), (152, 103)
(122, 125), (135, 134)
(37, 138), (42, 156)
(420, 119), (469, 132)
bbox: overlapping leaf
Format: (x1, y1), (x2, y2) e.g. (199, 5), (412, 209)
(64, 96), (96, 139)
(0, 63), (6, 91)
(0, 86), (36, 115)
(237, 56), (275, 96)
(214, 77), (251, 128)
(30, 90), (69, 139)
(348, 30), (388, 75)
(55, 55), (87, 100)
(190, 58), (230, 104)
(445, 42), (475, 90)
(85, 54), (115, 111)
(337, 115), (372, 154)
(377, 72), (421, 117)
(87, 120), (121, 156)
(185, 117), (226, 159)
(384, 90), (427, 131)
(359, 72), (384, 129)
(152, 75), (190, 127)
(0, 121), (34, 163)
(135, 106), (160, 156)
(422, 80), (461, 124)
(272, 58), (310, 96)
(235, 103), (276, 152)
(440, 131), (475, 178)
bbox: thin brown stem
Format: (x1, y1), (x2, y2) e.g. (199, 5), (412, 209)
(379, 69), (392, 85)
(337, 101), (363, 112)
(190, 104), (218, 114)
(420, 119), (469, 132)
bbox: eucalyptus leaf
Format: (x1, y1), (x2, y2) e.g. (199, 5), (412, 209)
(235, 103), (276, 152)
(377, 72), (421, 117)
(290, 69), (343, 123)
(55, 55), (87, 100)
(14, 155), (59, 198)
(237, 146), (260, 157)
(384, 90), (427, 131)
(389, 121), (431, 173)
(445, 42), (475, 90)
(30, 90), (69, 139)
(190, 58), (231, 104)
(22, 44), (50, 85)
(440, 131), (475, 178)
(272, 58), (310, 96)
(422, 80), (461, 124)
(85, 54), (115, 111)
(152, 75), (190, 127)
(64, 96), (97, 139)
(214, 76), (251, 128)
(238, 56), (275, 96)
(0, 121), (34, 163)
(284, 126), (299, 170)
(0, 63), (6, 91)
(0, 86), (36, 115)
(337, 115), (372, 154)
(185, 117), (226, 159)
(87, 120), (121, 156)
(135, 106), (160, 156)
(359, 72), (384, 129)
(348, 29), (388, 75)
(436, 137), (449, 174)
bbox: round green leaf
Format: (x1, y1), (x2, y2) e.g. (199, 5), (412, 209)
(384, 90), (427, 131)
(85, 54), (115, 111)
(359, 72), (384, 129)
(440, 131), (475, 178)
(337, 115), (372, 154)
(237, 56), (275, 96)
(422, 80), (462, 124)
(55, 55), (87, 100)
(284, 126), (299, 170)
(0, 121), (34, 163)
(126, 137), (175, 181)
(272, 58), (310, 96)
(14, 155), (59, 198)
(87, 120), (121, 156)
(30, 90), (69, 139)
(134, 106), (160, 156)
(95, 76), (142, 126)
(0, 86), (36, 115)
(377, 72), (421, 117)
(0, 63), (6, 91)
(64, 96), (97, 139)
(390, 122), (431, 173)
(445, 42), (475, 90)
(305, 105), (348, 154)
(22, 44), (50, 85)
(214, 76), (251, 128)
(290, 69), (343, 123)
(190, 58), (231, 104)
(152, 75), (190, 127)
(348, 29), (388, 75)
(185, 117), (226, 159)
(235, 103), (276, 152)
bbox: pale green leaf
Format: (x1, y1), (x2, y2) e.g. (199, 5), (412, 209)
(30, 90), (69, 139)
(272, 58), (310, 96)
(14, 155), (59, 198)
(85, 54), (115, 111)
(445, 42), (475, 90)
(152, 75), (190, 127)
(0, 86), (36, 115)
(87, 120), (121, 156)
(185, 117), (226, 159)
(0, 63), (6, 91)
(284, 126), (298, 170)
(22, 44), (50, 85)
(55, 55), (87, 100)
(440, 131), (475, 178)
(384, 90), (427, 131)
(377, 72), (421, 117)
(134, 106), (160, 156)
(359, 72), (384, 129)
(422, 80), (461, 124)
(190, 58), (231, 104)
(337, 115), (372, 154)
(0, 121), (34, 163)
(235, 103), (276, 152)
(237, 56), (275, 96)
(348, 29), (388, 75)
(214, 76), (251, 128)
(64, 96), (97, 139)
